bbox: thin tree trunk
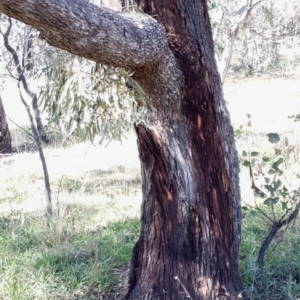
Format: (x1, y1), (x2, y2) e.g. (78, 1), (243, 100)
(30, 92), (48, 143)
(4, 21), (48, 143)
(0, 96), (12, 154)
(22, 28), (49, 143)
(18, 86), (52, 217)
(3, 19), (52, 217)
(217, 4), (253, 83)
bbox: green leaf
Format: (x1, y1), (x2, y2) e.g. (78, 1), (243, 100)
(272, 158), (284, 169)
(247, 114), (251, 119)
(263, 197), (279, 206)
(242, 206), (248, 211)
(251, 151), (259, 157)
(254, 190), (266, 198)
(242, 160), (251, 167)
(267, 133), (280, 144)
(265, 184), (275, 195)
(276, 158), (284, 165)
(281, 202), (288, 210)
(242, 150), (247, 157)
(273, 179), (282, 191)
(279, 186), (289, 199)
(295, 114), (300, 122)
(262, 156), (270, 162)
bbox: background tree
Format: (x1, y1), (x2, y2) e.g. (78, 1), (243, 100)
(210, 0), (300, 81)
(209, 0), (260, 82)
(1, 17), (52, 217)
(0, 17), (48, 143)
(239, 0), (300, 76)
(0, 94), (12, 153)
(0, 1), (245, 299)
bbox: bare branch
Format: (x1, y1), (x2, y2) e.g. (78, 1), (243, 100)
(6, 114), (34, 138)
(0, 0), (167, 68)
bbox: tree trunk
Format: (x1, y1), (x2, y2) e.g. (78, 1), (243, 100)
(3, 20), (48, 143)
(2, 19), (52, 217)
(31, 92), (48, 143)
(126, 0), (244, 299)
(0, 0), (245, 298)
(23, 28), (49, 143)
(0, 96), (12, 154)
(216, 4), (253, 83)
(18, 85), (53, 217)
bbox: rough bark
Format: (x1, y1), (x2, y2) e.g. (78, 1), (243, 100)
(0, 96), (12, 154)
(0, 0), (245, 298)
(0, 0), (167, 68)
(125, 1), (244, 298)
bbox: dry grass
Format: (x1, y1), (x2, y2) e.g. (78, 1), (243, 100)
(224, 77), (300, 133)
(0, 136), (141, 218)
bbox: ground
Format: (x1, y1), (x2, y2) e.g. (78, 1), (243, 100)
(0, 77), (300, 299)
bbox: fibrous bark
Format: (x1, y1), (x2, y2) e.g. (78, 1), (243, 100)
(0, 0), (245, 298)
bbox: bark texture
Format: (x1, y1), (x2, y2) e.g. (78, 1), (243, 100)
(0, 96), (12, 154)
(0, 0), (167, 68)
(125, 1), (244, 298)
(0, 0), (245, 298)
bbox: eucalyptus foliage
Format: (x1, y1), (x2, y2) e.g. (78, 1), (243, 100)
(40, 50), (148, 144)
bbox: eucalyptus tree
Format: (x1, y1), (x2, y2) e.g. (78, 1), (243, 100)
(0, 17), (48, 142)
(240, 0), (300, 75)
(211, 0), (300, 80)
(0, 0), (246, 299)
(1, 18), (52, 217)
(0, 95), (11, 153)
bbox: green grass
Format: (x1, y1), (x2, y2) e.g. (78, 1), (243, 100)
(2, 203), (300, 300)
(2, 115), (300, 299)
(240, 210), (300, 299)
(0, 206), (140, 300)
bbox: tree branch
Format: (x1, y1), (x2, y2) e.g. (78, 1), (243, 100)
(0, 0), (167, 68)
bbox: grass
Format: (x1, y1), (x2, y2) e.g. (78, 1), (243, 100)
(2, 143), (300, 300)
(240, 209), (300, 299)
(1, 77), (300, 299)
(0, 134), (142, 299)
(0, 206), (140, 300)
